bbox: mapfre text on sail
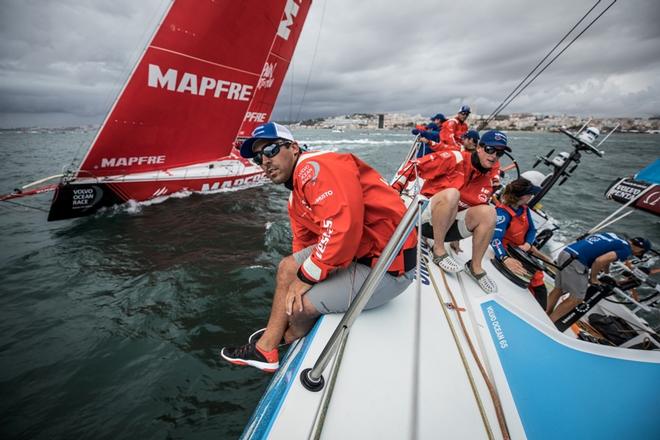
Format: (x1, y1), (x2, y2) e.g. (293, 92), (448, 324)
(148, 64), (253, 101)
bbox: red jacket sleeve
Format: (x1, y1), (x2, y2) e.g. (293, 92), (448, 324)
(416, 151), (461, 180)
(290, 210), (318, 252)
(296, 158), (364, 283)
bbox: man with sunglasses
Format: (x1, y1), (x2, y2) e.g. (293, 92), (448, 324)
(221, 122), (417, 372)
(546, 233), (652, 322)
(392, 130), (510, 293)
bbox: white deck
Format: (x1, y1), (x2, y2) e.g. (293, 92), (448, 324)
(243, 238), (660, 439)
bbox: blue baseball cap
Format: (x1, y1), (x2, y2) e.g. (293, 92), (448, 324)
(462, 129), (480, 142)
(631, 237), (652, 254)
(430, 113), (446, 122)
(240, 122), (295, 158)
(458, 105), (471, 114)
(479, 130), (511, 152)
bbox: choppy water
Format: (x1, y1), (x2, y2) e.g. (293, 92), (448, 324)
(1, 128), (658, 439)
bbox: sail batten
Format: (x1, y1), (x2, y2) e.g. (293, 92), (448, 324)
(148, 46), (263, 77)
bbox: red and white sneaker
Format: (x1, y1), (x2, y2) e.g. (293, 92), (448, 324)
(220, 341), (279, 373)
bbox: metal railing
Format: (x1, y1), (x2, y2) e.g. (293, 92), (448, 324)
(300, 195), (429, 397)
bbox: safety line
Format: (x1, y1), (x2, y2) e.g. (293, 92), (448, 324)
(425, 258), (496, 440)
(439, 267), (511, 439)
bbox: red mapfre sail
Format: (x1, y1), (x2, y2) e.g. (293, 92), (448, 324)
(238, 0), (312, 137)
(78, 0), (310, 178)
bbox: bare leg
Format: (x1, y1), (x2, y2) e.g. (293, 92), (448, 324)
(546, 286), (563, 314)
(284, 297), (320, 343)
(464, 204), (496, 274)
(256, 255), (298, 352)
(550, 296), (582, 322)
(430, 188), (460, 256)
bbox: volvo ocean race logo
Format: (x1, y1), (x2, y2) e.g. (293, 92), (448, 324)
(71, 186), (103, 210)
(277, 0), (301, 40)
(148, 64), (253, 101)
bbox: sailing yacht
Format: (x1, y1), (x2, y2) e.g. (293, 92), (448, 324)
(240, 129), (660, 439)
(1, 0), (313, 221)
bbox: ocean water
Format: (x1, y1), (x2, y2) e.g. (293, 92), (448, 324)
(0, 128), (658, 439)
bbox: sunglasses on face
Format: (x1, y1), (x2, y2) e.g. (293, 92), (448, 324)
(253, 141), (290, 165)
(483, 145), (505, 157)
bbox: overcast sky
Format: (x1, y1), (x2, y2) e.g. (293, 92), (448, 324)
(1, 0), (659, 128)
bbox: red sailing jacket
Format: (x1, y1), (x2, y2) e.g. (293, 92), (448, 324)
(434, 118), (468, 151)
(393, 150), (465, 198)
(290, 151), (417, 284)
(457, 152), (498, 210)
(496, 202), (531, 247)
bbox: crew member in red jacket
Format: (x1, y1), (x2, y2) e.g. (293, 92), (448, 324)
(392, 130), (510, 293)
(431, 105), (471, 151)
(221, 122), (417, 372)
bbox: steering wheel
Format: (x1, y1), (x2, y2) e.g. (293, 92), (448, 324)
(507, 245), (547, 273)
(499, 152), (521, 184)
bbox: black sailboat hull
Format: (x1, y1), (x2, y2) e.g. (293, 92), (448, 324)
(47, 183), (125, 221)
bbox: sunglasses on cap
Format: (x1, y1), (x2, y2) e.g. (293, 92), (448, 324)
(253, 140), (291, 165)
(482, 145), (506, 157)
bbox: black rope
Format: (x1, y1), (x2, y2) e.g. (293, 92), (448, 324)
(480, 0), (617, 129)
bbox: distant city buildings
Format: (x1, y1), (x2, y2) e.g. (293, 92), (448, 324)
(292, 113), (660, 134)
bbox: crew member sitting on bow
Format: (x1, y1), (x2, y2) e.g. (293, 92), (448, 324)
(491, 177), (549, 308)
(546, 233), (652, 322)
(392, 130), (510, 294)
(431, 105), (471, 151)
(221, 122), (417, 372)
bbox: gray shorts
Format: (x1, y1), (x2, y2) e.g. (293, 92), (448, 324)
(555, 251), (589, 300)
(293, 246), (414, 314)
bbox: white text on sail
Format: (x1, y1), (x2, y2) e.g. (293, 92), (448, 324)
(147, 64), (253, 101)
(277, 0), (301, 40)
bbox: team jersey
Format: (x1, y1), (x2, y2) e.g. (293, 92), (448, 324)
(491, 203), (537, 260)
(457, 151), (498, 210)
(436, 117), (468, 151)
(290, 151), (417, 284)
(392, 150), (465, 198)
(565, 232), (632, 267)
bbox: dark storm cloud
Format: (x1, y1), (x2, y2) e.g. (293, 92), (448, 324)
(1, 0), (659, 127)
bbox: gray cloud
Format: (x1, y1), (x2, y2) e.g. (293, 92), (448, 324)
(1, 0), (659, 127)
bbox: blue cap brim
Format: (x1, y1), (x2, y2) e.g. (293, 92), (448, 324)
(240, 137), (279, 158)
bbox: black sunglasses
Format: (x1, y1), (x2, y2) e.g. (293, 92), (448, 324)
(253, 141), (291, 165)
(483, 145), (506, 157)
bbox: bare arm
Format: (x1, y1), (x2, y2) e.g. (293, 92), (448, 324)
(590, 251), (618, 284)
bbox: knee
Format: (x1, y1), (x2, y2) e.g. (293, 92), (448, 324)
(472, 204), (496, 228)
(431, 189), (460, 212)
(277, 255), (298, 281)
(433, 188), (460, 204)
